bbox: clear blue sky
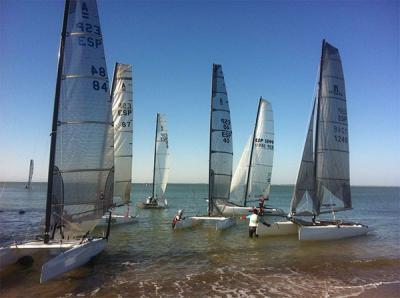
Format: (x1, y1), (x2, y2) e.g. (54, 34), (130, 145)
(0, 0), (398, 186)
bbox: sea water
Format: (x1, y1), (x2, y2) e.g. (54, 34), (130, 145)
(0, 183), (399, 297)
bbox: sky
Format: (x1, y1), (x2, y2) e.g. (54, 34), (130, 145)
(0, 0), (399, 186)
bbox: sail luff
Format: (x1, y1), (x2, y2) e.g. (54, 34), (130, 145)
(112, 63), (133, 206)
(26, 159), (34, 188)
(44, 0), (70, 243)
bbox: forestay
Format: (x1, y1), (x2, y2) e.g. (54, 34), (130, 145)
(153, 113), (170, 204)
(208, 64), (233, 216)
(229, 99), (274, 207)
(111, 63), (133, 207)
(45, 0), (114, 241)
(290, 40), (351, 216)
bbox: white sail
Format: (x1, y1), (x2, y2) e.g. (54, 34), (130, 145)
(315, 41), (351, 214)
(209, 64), (233, 216)
(229, 136), (251, 206)
(112, 63), (133, 206)
(45, 0), (114, 241)
(26, 159), (34, 189)
(152, 113), (170, 204)
(229, 99), (274, 207)
(246, 99), (274, 203)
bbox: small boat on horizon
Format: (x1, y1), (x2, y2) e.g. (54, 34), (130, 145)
(25, 159), (34, 190)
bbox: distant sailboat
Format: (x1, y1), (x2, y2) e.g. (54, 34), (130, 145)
(174, 64), (235, 230)
(0, 0), (114, 281)
(289, 40), (368, 240)
(100, 63), (136, 225)
(137, 113), (170, 209)
(25, 159), (34, 189)
(218, 98), (284, 217)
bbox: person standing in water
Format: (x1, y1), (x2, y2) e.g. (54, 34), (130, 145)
(172, 209), (184, 228)
(244, 208), (271, 238)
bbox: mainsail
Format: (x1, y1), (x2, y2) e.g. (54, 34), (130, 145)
(152, 113), (170, 204)
(111, 63), (133, 207)
(229, 98), (274, 206)
(290, 40), (351, 216)
(208, 64), (233, 216)
(44, 0), (114, 242)
(26, 159), (34, 189)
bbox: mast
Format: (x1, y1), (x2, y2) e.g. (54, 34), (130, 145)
(152, 113), (159, 198)
(208, 64), (215, 216)
(243, 97), (263, 206)
(313, 39), (325, 216)
(44, 0), (70, 244)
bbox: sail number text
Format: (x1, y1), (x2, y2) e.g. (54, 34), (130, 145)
(220, 119), (231, 143)
(255, 138), (274, 150)
(333, 125), (348, 144)
(91, 66), (108, 92)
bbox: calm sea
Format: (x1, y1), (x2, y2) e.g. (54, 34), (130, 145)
(0, 183), (399, 297)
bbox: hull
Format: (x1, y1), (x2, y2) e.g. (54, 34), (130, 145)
(173, 217), (201, 230)
(0, 240), (77, 270)
(98, 214), (137, 227)
(190, 216), (236, 231)
(219, 204), (285, 217)
(298, 223), (368, 241)
(40, 238), (106, 283)
(136, 202), (166, 209)
(256, 221), (298, 237)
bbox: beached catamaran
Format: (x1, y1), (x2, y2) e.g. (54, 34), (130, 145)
(137, 113), (170, 209)
(257, 40), (368, 240)
(0, 0), (114, 282)
(220, 98), (284, 217)
(25, 159), (34, 189)
(174, 64), (235, 230)
(101, 63), (136, 225)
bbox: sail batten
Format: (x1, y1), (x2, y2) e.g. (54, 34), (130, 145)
(111, 63), (133, 207)
(45, 0), (114, 241)
(208, 64), (233, 216)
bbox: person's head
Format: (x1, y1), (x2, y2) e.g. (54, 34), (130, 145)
(178, 209), (183, 216)
(253, 208), (258, 214)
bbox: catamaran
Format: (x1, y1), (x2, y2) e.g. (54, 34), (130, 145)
(290, 40), (368, 240)
(99, 63), (136, 226)
(0, 0), (114, 282)
(174, 64), (235, 230)
(219, 98), (284, 217)
(137, 113), (170, 209)
(25, 159), (34, 189)
(258, 40), (368, 240)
